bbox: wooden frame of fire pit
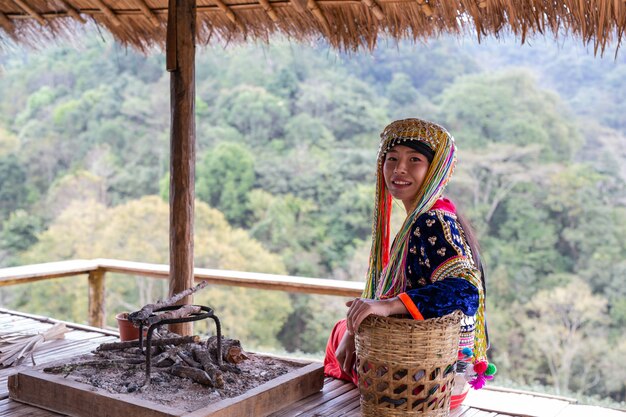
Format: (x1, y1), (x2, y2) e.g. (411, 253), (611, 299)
(8, 360), (324, 417)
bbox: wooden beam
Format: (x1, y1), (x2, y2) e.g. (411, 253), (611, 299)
(12, 0), (46, 25)
(361, 0), (384, 20)
(0, 258), (365, 297)
(131, 0), (160, 27)
(96, 258), (365, 297)
(0, 12), (15, 34)
(166, 0), (176, 71)
(414, 0), (433, 16)
(212, 0), (246, 32)
(88, 268), (106, 328)
(290, 0), (307, 13)
(91, 0), (122, 26)
(54, 0), (86, 23)
(0, 260), (99, 287)
(259, 0), (279, 21)
(307, 0), (332, 36)
(167, 0), (196, 336)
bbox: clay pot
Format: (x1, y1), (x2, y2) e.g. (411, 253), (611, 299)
(115, 312), (140, 341)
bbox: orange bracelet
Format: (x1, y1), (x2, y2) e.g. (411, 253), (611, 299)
(398, 293), (424, 320)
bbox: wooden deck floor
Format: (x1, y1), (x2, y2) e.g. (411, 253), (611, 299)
(0, 309), (624, 417)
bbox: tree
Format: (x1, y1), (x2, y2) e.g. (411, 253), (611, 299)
(519, 279), (608, 395)
(45, 170), (107, 220)
(197, 142), (255, 227)
(0, 210), (41, 267)
(248, 189), (321, 276)
(0, 155), (29, 220)
(215, 85), (288, 142)
(438, 70), (582, 161)
(0, 126), (19, 156)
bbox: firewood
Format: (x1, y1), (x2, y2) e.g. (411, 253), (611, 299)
(97, 336), (200, 351)
(207, 336), (248, 364)
(44, 358), (144, 374)
(152, 351), (175, 368)
(128, 281), (208, 325)
(192, 347), (225, 388)
(177, 350), (201, 368)
(170, 364), (215, 386)
(144, 304), (202, 326)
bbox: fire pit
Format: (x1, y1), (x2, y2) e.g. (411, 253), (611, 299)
(8, 283), (324, 417)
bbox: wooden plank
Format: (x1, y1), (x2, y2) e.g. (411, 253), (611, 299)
(91, 0), (122, 26)
(0, 258), (365, 297)
(465, 388), (571, 417)
(0, 260), (98, 287)
(167, 0), (196, 337)
(0, 398), (61, 416)
(0, 308), (119, 336)
(481, 385), (576, 403)
(186, 362), (324, 417)
(554, 404), (626, 417)
(270, 380), (355, 416)
(258, 0), (278, 21)
(54, 0), (86, 23)
(88, 268), (106, 328)
(96, 258), (364, 297)
(324, 394), (361, 417)
(0, 308), (119, 337)
(0, 12), (15, 35)
(8, 370), (185, 417)
(131, 0), (160, 26)
(12, 0), (46, 25)
(299, 387), (360, 416)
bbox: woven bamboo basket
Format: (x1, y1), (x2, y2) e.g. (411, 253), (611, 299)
(355, 310), (463, 417)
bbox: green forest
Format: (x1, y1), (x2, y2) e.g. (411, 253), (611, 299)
(0, 34), (625, 406)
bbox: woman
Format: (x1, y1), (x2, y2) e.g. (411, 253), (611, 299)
(324, 118), (495, 409)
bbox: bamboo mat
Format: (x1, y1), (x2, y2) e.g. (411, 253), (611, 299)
(0, 309), (118, 400)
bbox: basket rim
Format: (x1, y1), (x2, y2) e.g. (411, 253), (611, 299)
(357, 309), (464, 329)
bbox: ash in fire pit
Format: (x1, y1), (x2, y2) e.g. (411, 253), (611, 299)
(44, 328), (304, 412)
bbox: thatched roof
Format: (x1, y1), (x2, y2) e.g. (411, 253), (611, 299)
(0, 0), (623, 53)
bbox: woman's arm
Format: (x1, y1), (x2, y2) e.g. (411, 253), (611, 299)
(345, 297), (408, 335)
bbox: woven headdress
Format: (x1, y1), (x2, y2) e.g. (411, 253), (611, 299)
(363, 118), (457, 300)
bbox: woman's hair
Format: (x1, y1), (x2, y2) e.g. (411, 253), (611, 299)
(456, 211), (482, 269)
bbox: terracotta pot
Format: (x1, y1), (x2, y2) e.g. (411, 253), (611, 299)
(115, 312), (140, 341)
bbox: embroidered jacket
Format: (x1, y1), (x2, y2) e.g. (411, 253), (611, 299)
(398, 208), (480, 320)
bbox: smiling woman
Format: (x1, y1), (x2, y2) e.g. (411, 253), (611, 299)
(383, 145), (431, 212)
(323, 118), (495, 410)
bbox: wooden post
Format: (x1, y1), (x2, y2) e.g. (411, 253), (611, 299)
(167, 0), (196, 336)
(88, 269), (106, 328)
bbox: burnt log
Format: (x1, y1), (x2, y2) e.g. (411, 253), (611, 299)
(192, 347), (224, 388)
(153, 351), (175, 368)
(207, 336), (248, 364)
(97, 336), (200, 351)
(143, 304), (202, 327)
(170, 364), (214, 386)
(128, 281), (208, 325)
(44, 358), (144, 374)
(177, 350), (201, 368)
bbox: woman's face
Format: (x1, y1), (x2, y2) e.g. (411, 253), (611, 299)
(383, 144), (431, 211)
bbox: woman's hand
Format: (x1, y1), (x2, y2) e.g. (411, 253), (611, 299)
(335, 330), (356, 375)
(345, 297), (408, 335)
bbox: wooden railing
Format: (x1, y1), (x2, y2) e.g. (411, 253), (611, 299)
(0, 259), (364, 328)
